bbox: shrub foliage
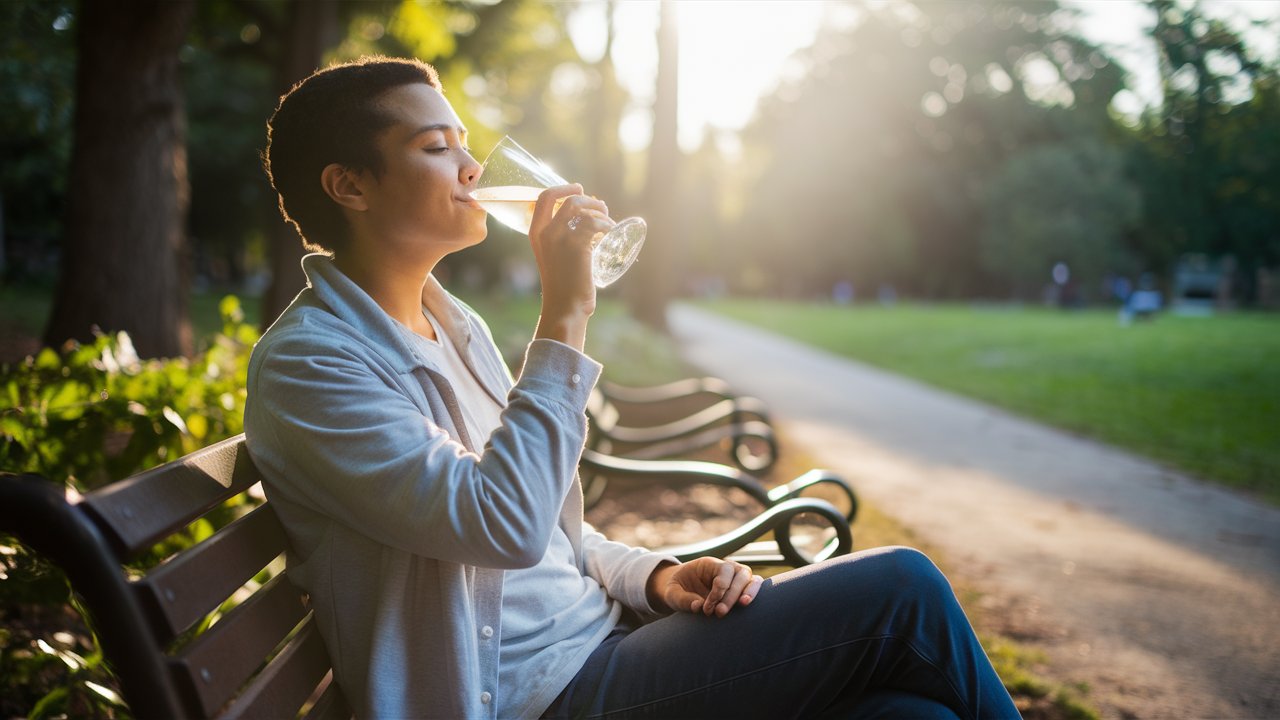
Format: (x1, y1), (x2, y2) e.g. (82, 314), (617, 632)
(1, 296), (258, 718)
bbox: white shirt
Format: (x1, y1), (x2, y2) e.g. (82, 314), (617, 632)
(400, 310), (620, 718)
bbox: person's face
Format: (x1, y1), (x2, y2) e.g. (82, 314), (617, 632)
(355, 83), (487, 257)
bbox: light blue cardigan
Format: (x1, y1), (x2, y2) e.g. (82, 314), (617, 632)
(244, 255), (673, 719)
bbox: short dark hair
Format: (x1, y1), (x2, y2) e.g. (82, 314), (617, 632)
(263, 56), (442, 254)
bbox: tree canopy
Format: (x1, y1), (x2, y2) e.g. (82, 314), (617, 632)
(1, 0), (1277, 357)
(718, 0), (1277, 303)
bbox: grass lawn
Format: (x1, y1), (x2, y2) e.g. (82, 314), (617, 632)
(702, 299), (1280, 504)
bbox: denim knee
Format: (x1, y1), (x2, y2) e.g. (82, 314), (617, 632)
(825, 546), (957, 621)
(883, 546), (948, 588)
(849, 546), (948, 590)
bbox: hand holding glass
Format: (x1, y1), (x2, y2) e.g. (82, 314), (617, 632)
(471, 136), (645, 288)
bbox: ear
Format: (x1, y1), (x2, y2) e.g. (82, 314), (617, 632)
(320, 163), (369, 212)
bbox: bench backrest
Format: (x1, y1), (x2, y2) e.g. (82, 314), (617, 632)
(0, 434), (350, 719)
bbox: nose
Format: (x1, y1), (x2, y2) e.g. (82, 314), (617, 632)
(461, 150), (481, 185)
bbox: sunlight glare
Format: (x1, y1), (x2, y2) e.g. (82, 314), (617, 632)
(568, 1), (1280, 152)
(674, 1), (828, 151)
(572, 1), (831, 153)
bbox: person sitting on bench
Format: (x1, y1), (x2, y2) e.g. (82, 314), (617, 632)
(245, 55), (1020, 720)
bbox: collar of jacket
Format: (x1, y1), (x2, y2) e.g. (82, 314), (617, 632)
(299, 253), (507, 405)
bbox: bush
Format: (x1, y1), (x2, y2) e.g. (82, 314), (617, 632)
(0, 296), (258, 718)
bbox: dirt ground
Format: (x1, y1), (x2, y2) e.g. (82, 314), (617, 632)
(666, 304), (1280, 720)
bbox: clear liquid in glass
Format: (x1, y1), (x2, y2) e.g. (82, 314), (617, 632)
(471, 185), (541, 234)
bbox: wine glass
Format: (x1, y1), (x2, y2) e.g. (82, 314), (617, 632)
(471, 136), (646, 288)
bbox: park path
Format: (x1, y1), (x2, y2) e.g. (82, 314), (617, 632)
(667, 303), (1280, 720)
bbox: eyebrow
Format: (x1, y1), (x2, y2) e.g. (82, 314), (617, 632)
(410, 123), (468, 143)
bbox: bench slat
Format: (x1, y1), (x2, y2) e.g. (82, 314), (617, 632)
(302, 672), (352, 720)
(135, 504), (287, 643)
(81, 435), (263, 558)
(218, 614), (333, 720)
(170, 573), (309, 718)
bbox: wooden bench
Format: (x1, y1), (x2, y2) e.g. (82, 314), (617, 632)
(1, 435), (348, 719)
(1, 434), (852, 717)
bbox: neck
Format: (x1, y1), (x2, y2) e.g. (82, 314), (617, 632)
(334, 245), (440, 339)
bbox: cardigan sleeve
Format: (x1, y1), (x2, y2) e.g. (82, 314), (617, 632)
(580, 525), (679, 621)
(245, 324), (602, 570)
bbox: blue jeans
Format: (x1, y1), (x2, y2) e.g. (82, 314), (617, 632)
(544, 546), (1020, 719)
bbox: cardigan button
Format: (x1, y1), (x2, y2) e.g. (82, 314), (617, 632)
(480, 691), (492, 705)
(480, 625), (494, 639)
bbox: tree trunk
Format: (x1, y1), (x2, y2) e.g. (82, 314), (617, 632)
(587, 1), (625, 208)
(44, 0), (195, 358)
(0, 190), (6, 279)
(626, 0), (679, 330)
(260, 0), (339, 329)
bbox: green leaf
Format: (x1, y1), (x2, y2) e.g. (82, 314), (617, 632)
(28, 685), (69, 719)
(34, 348), (60, 371)
(219, 294), (243, 324)
(235, 324), (259, 345)
(186, 412), (208, 440)
(162, 406), (188, 435)
(189, 517), (214, 544)
(84, 679), (126, 707)
(391, 0), (458, 60)
(45, 381), (86, 419)
(6, 378), (22, 408)
(0, 414), (28, 445)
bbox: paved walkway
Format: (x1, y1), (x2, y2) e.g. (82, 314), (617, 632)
(668, 304), (1280, 720)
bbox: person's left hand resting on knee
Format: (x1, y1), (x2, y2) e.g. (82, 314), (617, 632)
(646, 558), (765, 617)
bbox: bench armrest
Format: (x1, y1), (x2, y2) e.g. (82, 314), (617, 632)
(767, 469), (859, 523)
(0, 472), (186, 718)
(661, 497), (853, 567)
